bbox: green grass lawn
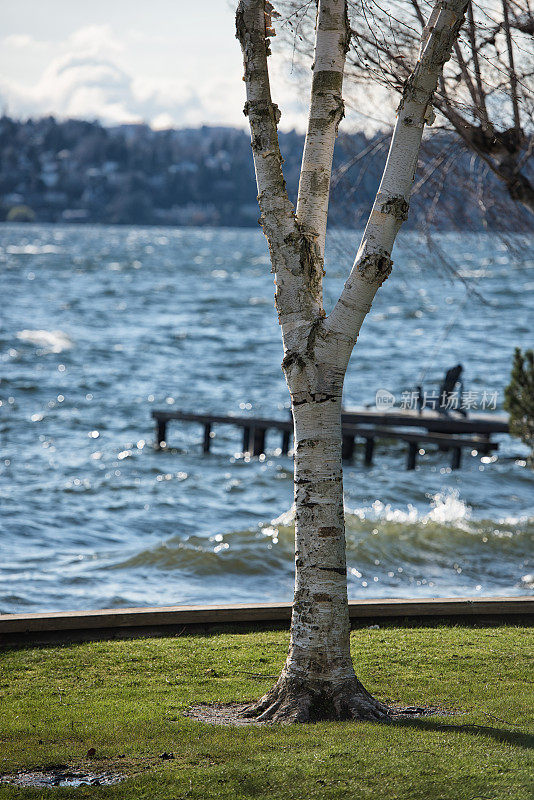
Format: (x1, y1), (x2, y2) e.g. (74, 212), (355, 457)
(1, 624), (533, 799)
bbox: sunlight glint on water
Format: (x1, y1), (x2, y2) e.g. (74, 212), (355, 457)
(0, 224), (532, 612)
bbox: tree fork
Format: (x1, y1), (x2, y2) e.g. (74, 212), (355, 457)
(237, 0), (469, 724)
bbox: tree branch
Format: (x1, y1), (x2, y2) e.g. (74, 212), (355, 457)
(409, 0), (426, 27)
(466, 1), (490, 122)
(326, 0), (469, 349)
(452, 41), (487, 124)
(295, 0), (350, 279)
(349, 29), (412, 83)
(434, 95), (534, 214)
(237, 0), (323, 330)
(236, 0), (293, 237)
(501, 0), (523, 135)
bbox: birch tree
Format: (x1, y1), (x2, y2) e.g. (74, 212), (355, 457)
(236, 0), (468, 723)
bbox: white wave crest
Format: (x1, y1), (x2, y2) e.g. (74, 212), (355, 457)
(426, 491), (472, 524)
(17, 329), (73, 353)
(270, 505), (295, 527)
(6, 244), (61, 255)
(345, 490), (471, 527)
(269, 491), (530, 534)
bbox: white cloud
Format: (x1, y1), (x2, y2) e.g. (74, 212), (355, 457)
(1, 51), (138, 125)
(151, 112), (175, 130)
(3, 34), (36, 48)
(0, 4), (387, 134)
(67, 24), (124, 57)
(0, 21), (351, 132)
(0, 23), (247, 128)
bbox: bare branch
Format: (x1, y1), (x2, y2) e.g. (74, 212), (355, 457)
(327, 0), (470, 347)
(501, 0), (523, 134)
(236, 0), (324, 327)
(466, 1), (490, 124)
(409, 0), (426, 27)
(452, 41), (486, 122)
(236, 0), (293, 231)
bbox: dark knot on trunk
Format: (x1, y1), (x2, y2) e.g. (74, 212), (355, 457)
(357, 253), (393, 286)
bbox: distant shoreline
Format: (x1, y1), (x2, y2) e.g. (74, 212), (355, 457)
(1, 115), (531, 231)
(2, 220), (533, 233)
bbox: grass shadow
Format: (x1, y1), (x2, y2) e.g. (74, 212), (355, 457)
(390, 716), (534, 750)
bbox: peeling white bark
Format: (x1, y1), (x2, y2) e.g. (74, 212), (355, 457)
(235, 0), (303, 325)
(296, 0), (350, 271)
(237, 0), (468, 723)
(288, 397), (350, 681)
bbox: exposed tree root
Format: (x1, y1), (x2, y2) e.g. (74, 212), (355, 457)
(240, 674), (390, 724)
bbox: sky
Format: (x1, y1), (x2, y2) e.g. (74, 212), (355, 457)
(0, 0), (317, 131)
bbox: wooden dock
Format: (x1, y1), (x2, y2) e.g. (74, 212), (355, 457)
(1, 597), (531, 647)
(152, 407), (508, 470)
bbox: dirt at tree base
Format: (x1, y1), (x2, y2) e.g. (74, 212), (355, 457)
(184, 702), (460, 726)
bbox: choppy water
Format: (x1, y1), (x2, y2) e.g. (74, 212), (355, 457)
(0, 224), (532, 613)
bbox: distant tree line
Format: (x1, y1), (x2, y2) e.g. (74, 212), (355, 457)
(0, 114), (528, 229)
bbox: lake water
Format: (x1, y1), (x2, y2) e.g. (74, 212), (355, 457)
(1, 224), (532, 614)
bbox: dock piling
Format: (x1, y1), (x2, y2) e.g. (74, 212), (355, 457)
(407, 441), (418, 470)
(364, 437), (375, 466)
(156, 418), (167, 449)
(151, 409), (504, 470)
(451, 447), (462, 469)
(203, 423), (212, 453)
(342, 434), (355, 461)
(252, 427), (266, 456)
(281, 429), (291, 455)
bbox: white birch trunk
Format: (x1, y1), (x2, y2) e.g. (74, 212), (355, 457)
(237, 0), (468, 723)
(295, 0), (349, 273)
